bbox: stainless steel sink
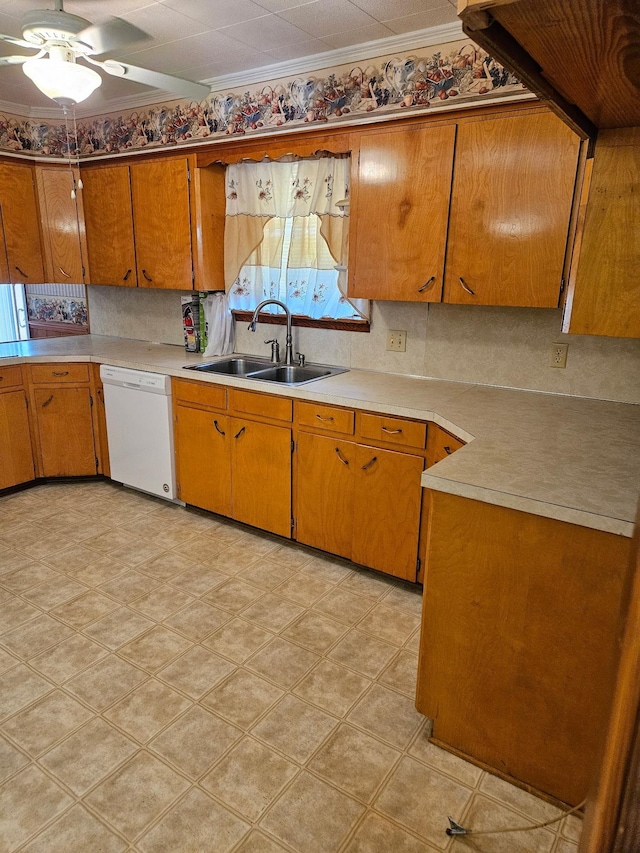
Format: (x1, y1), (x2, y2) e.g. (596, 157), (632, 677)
(247, 364), (339, 386)
(184, 358), (270, 375)
(184, 357), (347, 385)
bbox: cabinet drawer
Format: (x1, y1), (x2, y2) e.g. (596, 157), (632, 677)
(358, 412), (426, 449)
(0, 365), (23, 390)
(172, 378), (227, 410)
(428, 425), (465, 465)
(296, 401), (355, 435)
(29, 363), (90, 384)
(230, 389), (292, 422)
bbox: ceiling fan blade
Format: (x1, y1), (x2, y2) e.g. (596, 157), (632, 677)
(0, 54), (31, 66)
(0, 32), (38, 50)
(76, 17), (150, 55)
(101, 60), (210, 101)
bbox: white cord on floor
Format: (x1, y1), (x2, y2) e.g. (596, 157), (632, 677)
(446, 797), (586, 837)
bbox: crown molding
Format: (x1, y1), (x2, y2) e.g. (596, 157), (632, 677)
(0, 21), (465, 121)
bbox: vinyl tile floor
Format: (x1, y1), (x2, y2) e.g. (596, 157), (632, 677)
(0, 481), (583, 853)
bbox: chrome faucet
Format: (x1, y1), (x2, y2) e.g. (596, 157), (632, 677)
(248, 299), (294, 365)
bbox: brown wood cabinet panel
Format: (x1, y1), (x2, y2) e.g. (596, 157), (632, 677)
(175, 404), (231, 516)
(566, 128), (640, 338)
(82, 165), (136, 286)
(231, 418), (291, 538)
(173, 379), (226, 410)
(352, 445), (423, 581)
(295, 432), (354, 559)
(29, 363), (90, 384)
(229, 389), (292, 422)
(32, 386), (96, 477)
(35, 167), (86, 284)
(416, 492), (632, 805)
(130, 158), (193, 290)
(296, 401), (354, 434)
(349, 122), (455, 301)
(0, 366), (23, 390)
(358, 412), (426, 450)
(0, 162), (45, 284)
(425, 424), (465, 467)
(443, 111), (580, 307)
(0, 389), (35, 489)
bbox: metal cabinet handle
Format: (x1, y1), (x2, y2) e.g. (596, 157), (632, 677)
(382, 426), (402, 435)
(15, 265), (28, 278)
(234, 426), (246, 439)
(52, 371), (69, 377)
(418, 276), (435, 293)
(59, 267), (71, 278)
(316, 414), (334, 422)
(142, 269), (153, 282)
(361, 456), (377, 471)
(458, 277), (475, 296)
(335, 447), (349, 466)
(123, 269), (132, 281)
(443, 446), (452, 455)
(41, 394), (54, 408)
(213, 419), (225, 436)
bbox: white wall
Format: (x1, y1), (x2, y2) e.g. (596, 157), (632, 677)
(88, 285), (640, 403)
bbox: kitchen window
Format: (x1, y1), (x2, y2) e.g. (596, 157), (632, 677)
(224, 155), (369, 328)
(0, 283), (28, 343)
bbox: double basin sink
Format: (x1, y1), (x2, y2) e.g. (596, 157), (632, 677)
(184, 357), (348, 386)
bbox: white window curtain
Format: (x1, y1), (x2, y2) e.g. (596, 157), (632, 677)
(224, 157), (369, 321)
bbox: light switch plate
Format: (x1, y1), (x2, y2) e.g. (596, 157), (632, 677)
(387, 330), (407, 352)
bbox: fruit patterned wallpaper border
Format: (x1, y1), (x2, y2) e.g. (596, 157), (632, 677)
(26, 295), (88, 327)
(0, 40), (525, 159)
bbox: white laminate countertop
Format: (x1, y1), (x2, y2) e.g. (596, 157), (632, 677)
(2, 335), (639, 537)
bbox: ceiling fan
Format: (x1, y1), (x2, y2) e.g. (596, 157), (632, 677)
(0, 0), (211, 106)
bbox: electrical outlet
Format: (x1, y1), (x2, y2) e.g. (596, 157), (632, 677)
(387, 330), (407, 352)
(549, 343), (568, 368)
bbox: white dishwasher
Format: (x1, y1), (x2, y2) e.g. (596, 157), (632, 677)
(100, 364), (177, 500)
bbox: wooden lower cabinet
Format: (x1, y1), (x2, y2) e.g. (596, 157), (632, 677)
(27, 363), (99, 478)
(0, 387), (35, 490)
(416, 491), (633, 805)
(295, 429), (424, 581)
(173, 381), (292, 538)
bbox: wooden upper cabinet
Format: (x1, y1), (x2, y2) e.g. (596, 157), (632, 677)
(35, 166), (87, 284)
(130, 157), (193, 290)
(349, 122), (456, 301)
(0, 162), (45, 284)
(443, 111), (581, 307)
(82, 164), (136, 286)
(565, 128), (640, 338)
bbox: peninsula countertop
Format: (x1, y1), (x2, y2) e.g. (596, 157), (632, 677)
(2, 334), (638, 537)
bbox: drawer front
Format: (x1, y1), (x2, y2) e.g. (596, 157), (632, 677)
(296, 401), (355, 435)
(0, 365), (23, 390)
(429, 425), (465, 465)
(29, 363), (90, 384)
(230, 388), (292, 422)
(358, 412), (426, 449)
(172, 378), (227, 410)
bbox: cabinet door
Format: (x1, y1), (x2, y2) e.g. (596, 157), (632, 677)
(352, 445), (423, 581)
(33, 387), (96, 477)
(174, 404), (231, 516)
(35, 167), (86, 284)
(0, 163), (45, 284)
(349, 122), (456, 301)
(296, 432), (354, 559)
(130, 158), (193, 290)
(0, 390), (35, 489)
(82, 165), (136, 286)
(231, 418), (291, 537)
(443, 111), (580, 307)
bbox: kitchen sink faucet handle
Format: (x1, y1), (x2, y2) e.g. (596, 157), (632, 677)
(296, 352), (306, 367)
(265, 339), (280, 363)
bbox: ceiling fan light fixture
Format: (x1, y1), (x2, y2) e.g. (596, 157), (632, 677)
(22, 53), (101, 105)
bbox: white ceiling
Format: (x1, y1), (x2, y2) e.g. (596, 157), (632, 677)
(0, 0), (460, 113)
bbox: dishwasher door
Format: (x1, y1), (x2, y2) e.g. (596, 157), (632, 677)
(100, 364), (177, 500)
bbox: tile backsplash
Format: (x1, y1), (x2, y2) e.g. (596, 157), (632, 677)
(87, 285), (640, 404)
